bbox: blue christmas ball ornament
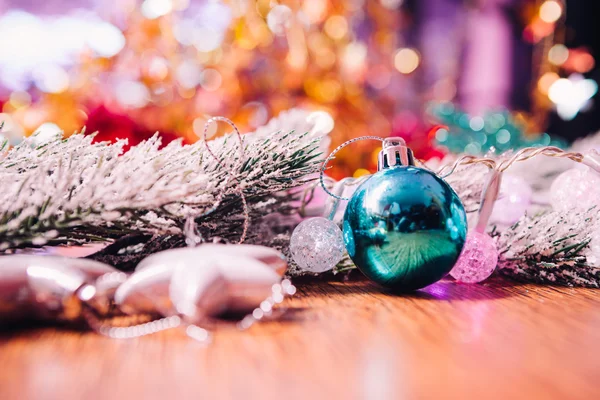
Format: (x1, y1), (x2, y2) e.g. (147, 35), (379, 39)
(343, 138), (467, 291)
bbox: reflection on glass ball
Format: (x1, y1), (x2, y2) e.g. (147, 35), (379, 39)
(343, 166), (467, 291)
(450, 231), (498, 283)
(290, 217), (345, 273)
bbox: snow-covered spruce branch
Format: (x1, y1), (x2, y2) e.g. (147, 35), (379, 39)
(302, 137), (600, 286)
(0, 110), (330, 251)
(497, 206), (600, 287)
(441, 147), (600, 287)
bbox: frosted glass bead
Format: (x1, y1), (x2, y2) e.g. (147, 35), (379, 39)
(550, 168), (600, 212)
(490, 175), (532, 225)
(450, 231), (498, 283)
(290, 217), (345, 273)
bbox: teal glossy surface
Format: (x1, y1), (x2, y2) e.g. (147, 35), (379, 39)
(343, 166), (467, 291)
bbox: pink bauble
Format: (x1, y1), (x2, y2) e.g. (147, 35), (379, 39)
(450, 231), (498, 283)
(550, 168), (600, 212)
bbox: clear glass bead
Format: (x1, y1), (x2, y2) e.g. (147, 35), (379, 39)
(290, 217), (345, 273)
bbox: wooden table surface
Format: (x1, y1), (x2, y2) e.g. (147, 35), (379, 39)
(1, 275), (599, 400)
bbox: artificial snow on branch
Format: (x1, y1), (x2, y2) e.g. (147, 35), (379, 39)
(497, 206), (600, 287)
(303, 131), (600, 287)
(0, 109), (331, 252)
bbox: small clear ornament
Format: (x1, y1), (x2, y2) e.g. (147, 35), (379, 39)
(290, 217), (345, 273)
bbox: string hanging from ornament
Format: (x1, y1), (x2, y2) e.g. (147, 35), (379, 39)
(190, 116), (250, 245)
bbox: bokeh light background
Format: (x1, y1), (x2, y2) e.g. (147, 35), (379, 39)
(0, 0), (598, 178)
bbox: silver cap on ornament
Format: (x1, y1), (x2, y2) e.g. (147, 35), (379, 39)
(377, 137), (415, 170)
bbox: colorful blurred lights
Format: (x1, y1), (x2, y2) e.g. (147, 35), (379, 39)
(353, 168), (370, 178)
(539, 1), (562, 24)
(548, 74), (598, 120)
(267, 5), (293, 36)
(548, 44), (568, 66)
(176, 61), (202, 89)
(464, 142), (481, 154)
(115, 81), (150, 108)
(537, 71), (559, 95)
(367, 66), (391, 89)
(324, 16), (348, 40)
(496, 129), (511, 144)
(87, 22), (126, 58)
(34, 65), (69, 94)
(0, 11), (125, 90)
(172, 0), (190, 11)
(194, 27), (224, 52)
(393, 48), (420, 74)
(302, 0), (328, 24)
(435, 128), (448, 142)
(193, 117), (217, 139)
(200, 69), (222, 92)
(147, 57), (169, 80)
(565, 49), (596, 73)
(523, 19), (555, 43)
(8, 91), (32, 109)
(141, 0), (173, 19)
(469, 116), (484, 131)
(307, 111), (335, 135)
(380, 0), (404, 9)
(341, 42), (367, 74)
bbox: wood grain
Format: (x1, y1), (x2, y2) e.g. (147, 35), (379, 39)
(1, 275), (600, 400)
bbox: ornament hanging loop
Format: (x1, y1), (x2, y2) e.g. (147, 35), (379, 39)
(323, 176), (370, 220)
(202, 116), (245, 163)
(188, 117), (250, 245)
(320, 135), (385, 201)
